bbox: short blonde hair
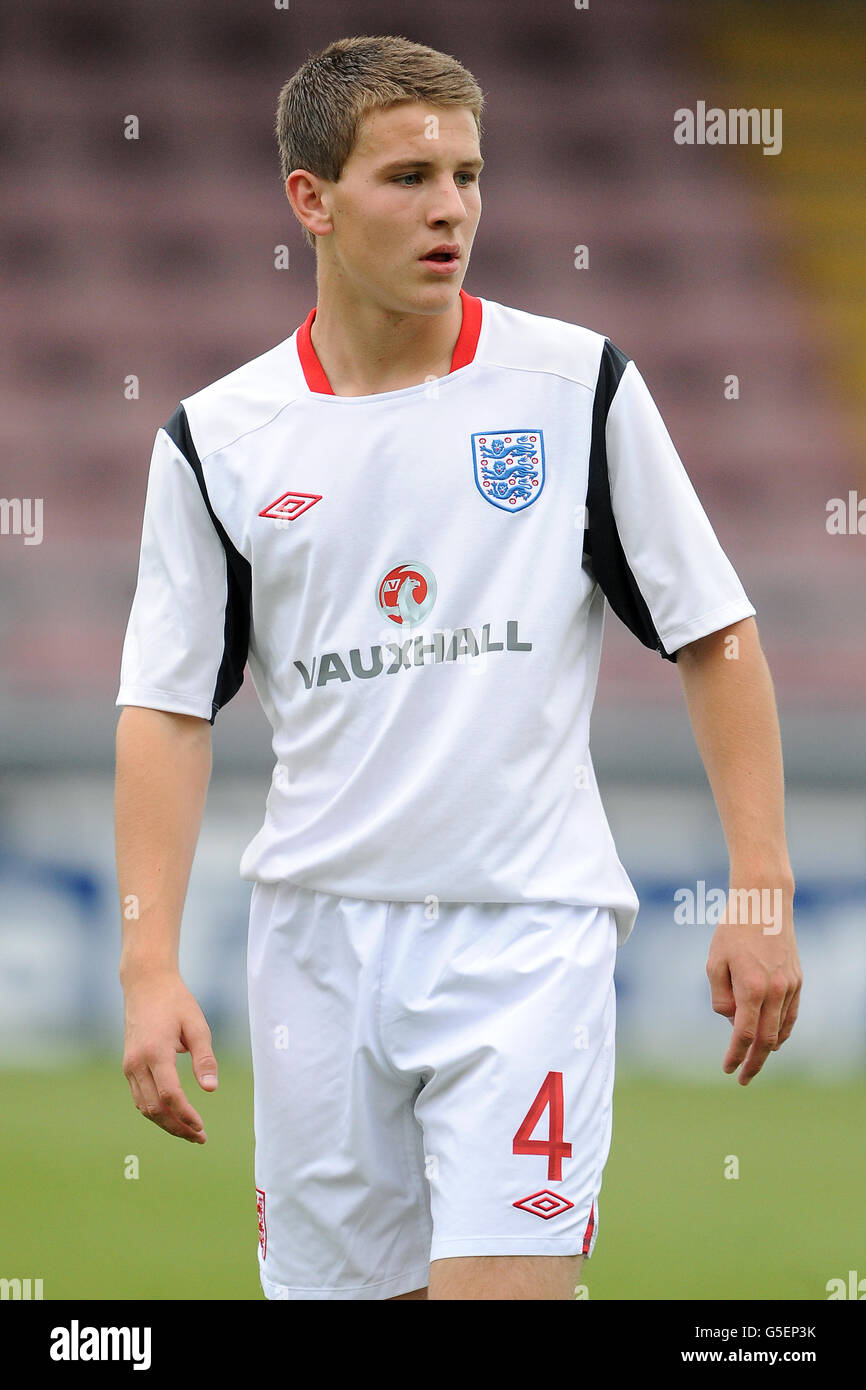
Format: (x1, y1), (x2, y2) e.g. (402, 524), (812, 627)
(276, 34), (485, 249)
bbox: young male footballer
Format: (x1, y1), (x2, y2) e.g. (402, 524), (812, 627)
(115, 35), (802, 1301)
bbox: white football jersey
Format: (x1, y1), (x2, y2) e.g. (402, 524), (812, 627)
(116, 290), (755, 942)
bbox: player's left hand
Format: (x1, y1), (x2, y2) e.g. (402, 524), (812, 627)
(705, 882), (802, 1085)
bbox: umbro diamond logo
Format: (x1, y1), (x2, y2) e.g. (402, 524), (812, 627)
(513, 1189), (575, 1220)
(259, 491), (322, 521)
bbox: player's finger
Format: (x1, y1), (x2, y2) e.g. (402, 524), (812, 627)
(145, 1106), (204, 1141)
(706, 959), (736, 1020)
(139, 1085), (206, 1142)
(126, 1056), (206, 1142)
(738, 987), (786, 1085)
(151, 1058), (207, 1139)
(774, 979), (802, 1048)
(183, 1018), (219, 1092)
(125, 1059), (162, 1119)
(722, 991), (761, 1075)
(127, 1070), (150, 1118)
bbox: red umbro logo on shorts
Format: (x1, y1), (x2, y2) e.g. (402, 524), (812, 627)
(259, 491), (322, 521)
(513, 1189), (575, 1220)
(256, 1187), (267, 1258)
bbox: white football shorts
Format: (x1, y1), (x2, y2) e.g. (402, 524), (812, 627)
(247, 882), (617, 1300)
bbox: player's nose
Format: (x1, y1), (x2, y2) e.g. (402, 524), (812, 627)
(426, 176), (471, 227)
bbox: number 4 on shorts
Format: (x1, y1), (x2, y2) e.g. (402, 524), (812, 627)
(512, 1070), (572, 1180)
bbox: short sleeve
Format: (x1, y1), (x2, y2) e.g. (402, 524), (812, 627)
(115, 408), (250, 723)
(584, 342), (756, 660)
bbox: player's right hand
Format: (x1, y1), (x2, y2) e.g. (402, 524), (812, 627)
(121, 970), (219, 1143)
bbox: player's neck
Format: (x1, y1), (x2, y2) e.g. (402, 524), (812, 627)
(308, 271), (464, 397)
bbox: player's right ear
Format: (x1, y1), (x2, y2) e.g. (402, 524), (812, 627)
(285, 170), (333, 239)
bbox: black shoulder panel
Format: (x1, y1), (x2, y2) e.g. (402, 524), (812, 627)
(584, 342), (677, 663)
(164, 404), (253, 721)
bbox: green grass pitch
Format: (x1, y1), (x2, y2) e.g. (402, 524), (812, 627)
(0, 1060), (861, 1300)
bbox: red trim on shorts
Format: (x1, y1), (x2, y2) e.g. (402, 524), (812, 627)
(296, 287), (482, 394)
(256, 1187), (267, 1260)
(581, 1202), (595, 1255)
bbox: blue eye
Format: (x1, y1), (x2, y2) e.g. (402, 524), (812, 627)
(394, 172), (478, 186)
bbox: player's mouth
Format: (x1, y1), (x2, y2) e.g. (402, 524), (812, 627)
(419, 244), (461, 275)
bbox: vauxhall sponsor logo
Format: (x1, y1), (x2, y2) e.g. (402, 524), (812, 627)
(294, 560), (532, 691)
(295, 620), (532, 689)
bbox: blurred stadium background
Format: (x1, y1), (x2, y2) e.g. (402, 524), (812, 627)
(0, 0), (863, 1300)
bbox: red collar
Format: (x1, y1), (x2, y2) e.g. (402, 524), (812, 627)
(296, 287), (482, 394)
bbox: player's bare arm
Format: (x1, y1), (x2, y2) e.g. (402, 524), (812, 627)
(675, 616), (801, 1084)
(115, 706), (219, 1142)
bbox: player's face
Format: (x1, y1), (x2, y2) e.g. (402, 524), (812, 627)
(317, 101), (483, 313)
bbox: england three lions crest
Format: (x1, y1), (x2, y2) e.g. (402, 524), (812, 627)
(472, 430), (545, 512)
